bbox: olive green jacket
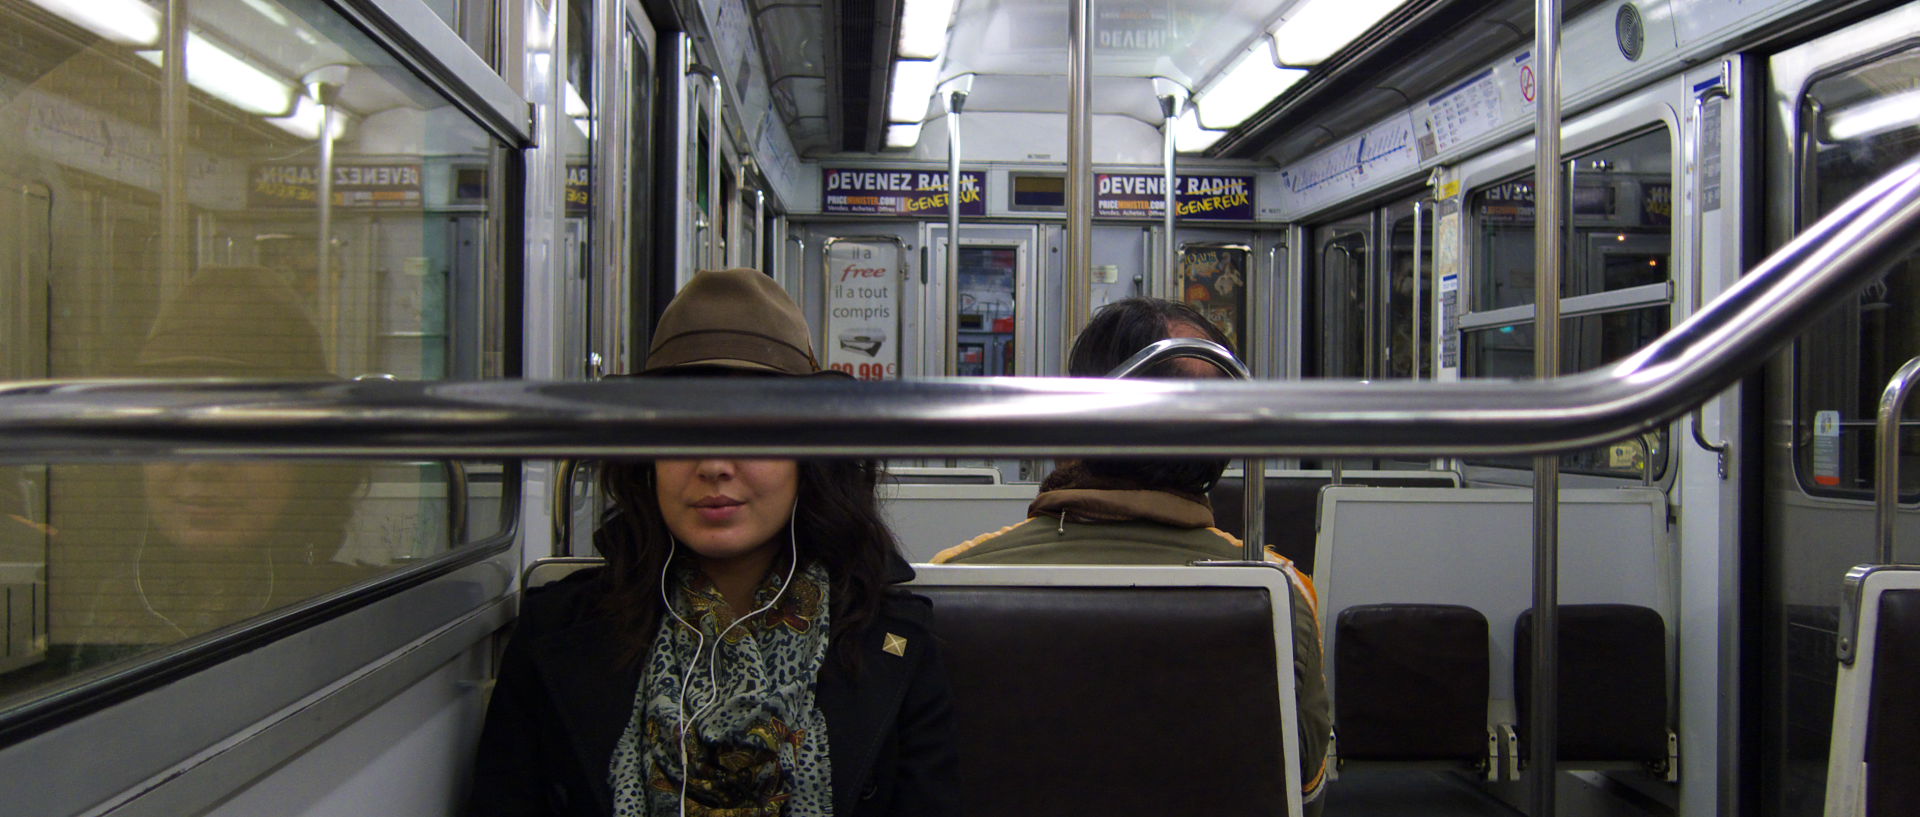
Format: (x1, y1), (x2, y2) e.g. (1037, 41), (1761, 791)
(934, 486), (1332, 806)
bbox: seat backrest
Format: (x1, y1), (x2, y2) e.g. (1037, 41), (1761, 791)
(1514, 604), (1668, 762)
(909, 563), (1304, 817)
(1826, 565), (1920, 817)
(1209, 470), (1460, 572)
(1335, 603), (1489, 761)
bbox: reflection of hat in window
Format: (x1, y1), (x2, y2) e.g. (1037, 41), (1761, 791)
(134, 267), (331, 378)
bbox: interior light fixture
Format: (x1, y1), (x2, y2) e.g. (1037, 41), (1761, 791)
(888, 59), (941, 123)
(886, 123), (924, 149)
(1823, 88), (1920, 143)
(564, 81), (590, 118)
(28, 0), (161, 46)
(1270, 0), (1410, 66)
(1194, 39), (1305, 130)
(138, 32), (296, 116)
(266, 94), (348, 141)
(1172, 108), (1224, 153)
(897, 0), (958, 60)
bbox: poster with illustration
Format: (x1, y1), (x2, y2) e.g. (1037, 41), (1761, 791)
(1177, 245), (1250, 354)
(822, 238), (903, 380)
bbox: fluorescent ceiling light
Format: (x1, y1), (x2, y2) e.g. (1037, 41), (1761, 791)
(1824, 89), (1920, 143)
(897, 0), (957, 60)
(886, 123), (923, 149)
(29, 0), (161, 46)
(1194, 39), (1305, 129)
(266, 94), (348, 140)
(1271, 0), (1410, 66)
(888, 59), (940, 123)
(1172, 108), (1223, 153)
(139, 32), (296, 116)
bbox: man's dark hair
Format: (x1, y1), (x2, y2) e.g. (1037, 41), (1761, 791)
(1069, 298), (1238, 495)
(1067, 298), (1234, 377)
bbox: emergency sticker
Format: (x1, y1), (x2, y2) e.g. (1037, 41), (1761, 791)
(1813, 409), (1841, 486)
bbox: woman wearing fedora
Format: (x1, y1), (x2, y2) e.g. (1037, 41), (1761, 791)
(467, 269), (958, 817)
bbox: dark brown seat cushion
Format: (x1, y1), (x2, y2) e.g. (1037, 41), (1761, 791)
(1334, 603), (1490, 761)
(1514, 604), (1667, 762)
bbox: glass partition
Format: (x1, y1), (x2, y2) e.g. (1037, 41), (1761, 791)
(0, 0), (512, 713)
(1791, 47), (1920, 499)
(1461, 127), (1674, 479)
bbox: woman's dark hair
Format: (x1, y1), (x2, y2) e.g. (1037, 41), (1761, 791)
(1067, 297), (1234, 378)
(593, 458), (896, 669)
(1068, 298), (1237, 495)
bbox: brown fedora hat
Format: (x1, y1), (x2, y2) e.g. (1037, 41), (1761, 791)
(639, 268), (849, 377)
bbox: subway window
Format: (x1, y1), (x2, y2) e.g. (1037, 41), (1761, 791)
(1791, 47), (1920, 499)
(1460, 127), (1674, 478)
(0, 0), (512, 710)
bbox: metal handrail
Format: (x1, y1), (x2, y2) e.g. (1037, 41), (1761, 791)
(1104, 338), (1262, 561)
(1, 157), (1919, 461)
(1105, 338), (1251, 380)
(1876, 356), (1920, 565)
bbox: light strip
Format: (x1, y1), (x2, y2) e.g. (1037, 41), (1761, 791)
(1824, 88), (1920, 143)
(886, 123), (924, 149)
(27, 0), (160, 46)
(266, 94), (349, 141)
(897, 0), (957, 60)
(1194, 39), (1305, 130)
(138, 32), (296, 116)
(563, 81), (590, 118)
(1271, 0), (1410, 66)
(1172, 108), (1224, 153)
(888, 59), (940, 123)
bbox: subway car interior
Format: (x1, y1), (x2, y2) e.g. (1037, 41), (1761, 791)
(1, 0), (1919, 814)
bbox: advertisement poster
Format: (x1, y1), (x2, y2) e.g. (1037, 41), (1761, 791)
(1094, 173), (1255, 220)
(249, 163), (423, 209)
(823, 238), (902, 380)
(1177, 245), (1250, 353)
(821, 168), (986, 217)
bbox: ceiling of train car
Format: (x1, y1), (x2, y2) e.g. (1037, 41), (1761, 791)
(752, 0), (1610, 162)
(757, 0), (1308, 156)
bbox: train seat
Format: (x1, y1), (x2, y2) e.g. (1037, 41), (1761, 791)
(1209, 469), (1461, 573)
(1512, 604), (1674, 778)
(1332, 603), (1493, 776)
(909, 563), (1309, 817)
(519, 560), (1309, 815)
(1824, 564), (1920, 817)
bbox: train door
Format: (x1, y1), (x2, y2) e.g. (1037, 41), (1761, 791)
(1760, 9), (1920, 815)
(925, 224), (1040, 378)
(1304, 191), (1434, 469)
(1175, 229), (1260, 369)
(927, 223), (1040, 480)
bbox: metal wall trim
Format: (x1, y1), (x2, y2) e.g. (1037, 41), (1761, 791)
(330, 0), (532, 144)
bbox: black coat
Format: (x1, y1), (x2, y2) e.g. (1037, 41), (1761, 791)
(464, 559), (959, 817)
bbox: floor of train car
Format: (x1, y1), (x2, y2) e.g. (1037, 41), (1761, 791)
(1325, 769), (1674, 817)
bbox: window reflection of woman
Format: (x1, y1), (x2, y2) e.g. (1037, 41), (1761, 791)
(68, 268), (369, 663)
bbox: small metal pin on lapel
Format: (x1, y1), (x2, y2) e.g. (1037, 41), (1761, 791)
(882, 633), (908, 657)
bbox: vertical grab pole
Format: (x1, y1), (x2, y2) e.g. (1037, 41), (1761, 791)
(1412, 200), (1425, 381)
(944, 87), (966, 376)
(1876, 357), (1920, 564)
(1529, 0), (1564, 814)
(161, 0), (189, 295)
(1689, 67), (1734, 478)
(1161, 94), (1180, 301)
(1064, 0), (1094, 371)
(708, 73), (724, 270)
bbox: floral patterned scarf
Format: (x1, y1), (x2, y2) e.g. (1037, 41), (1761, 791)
(610, 559), (834, 817)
